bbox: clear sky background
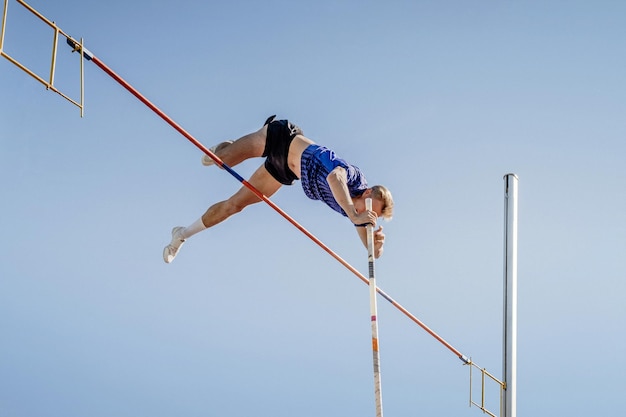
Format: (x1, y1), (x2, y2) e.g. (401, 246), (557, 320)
(1, 1), (624, 416)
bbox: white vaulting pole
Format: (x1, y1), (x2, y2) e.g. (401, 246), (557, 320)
(502, 174), (518, 417)
(366, 198), (384, 417)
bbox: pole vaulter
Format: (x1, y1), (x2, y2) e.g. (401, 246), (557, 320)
(63, 36), (470, 364)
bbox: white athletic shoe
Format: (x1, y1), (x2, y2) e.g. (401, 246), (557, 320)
(163, 226), (186, 263)
(201, 140), (234, 166)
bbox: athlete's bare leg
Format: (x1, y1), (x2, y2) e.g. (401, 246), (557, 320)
(204, 126), (268, 167)
(200, 163), (282, 228)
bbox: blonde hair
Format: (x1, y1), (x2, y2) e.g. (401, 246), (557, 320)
(371, 185), (394, 221)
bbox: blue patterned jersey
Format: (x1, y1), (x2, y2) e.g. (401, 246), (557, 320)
(300, 145), (368, 217)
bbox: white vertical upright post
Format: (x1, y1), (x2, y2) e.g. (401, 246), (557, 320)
(366, 198), (383, 417)
(502, 174), (518, 417)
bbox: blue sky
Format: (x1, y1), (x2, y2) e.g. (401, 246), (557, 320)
(1, 1), (624, 416)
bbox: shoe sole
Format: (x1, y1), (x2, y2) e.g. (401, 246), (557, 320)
(201, 141), (234, 166)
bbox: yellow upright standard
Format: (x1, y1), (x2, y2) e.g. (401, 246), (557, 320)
(1, 0), (85, 115)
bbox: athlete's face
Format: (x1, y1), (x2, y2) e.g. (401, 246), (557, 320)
(354, 190), (383, 218)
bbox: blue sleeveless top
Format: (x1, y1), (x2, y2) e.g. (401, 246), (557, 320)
(300, 145), (368, 217)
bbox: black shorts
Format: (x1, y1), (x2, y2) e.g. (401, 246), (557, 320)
(262, 115), (303, 185)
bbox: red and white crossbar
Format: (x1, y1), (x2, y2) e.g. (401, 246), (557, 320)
(65, 37), (470, 365)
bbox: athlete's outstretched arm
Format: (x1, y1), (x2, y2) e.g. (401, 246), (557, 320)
(327, 167), (384, 257)
(326, 167), (375, 225)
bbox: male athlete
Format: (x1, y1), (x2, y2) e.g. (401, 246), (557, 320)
(163, 116), (393, 263)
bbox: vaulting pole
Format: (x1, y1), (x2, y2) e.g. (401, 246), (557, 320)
(502, 174), (518, 417)
(366, 198), (384, 417)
